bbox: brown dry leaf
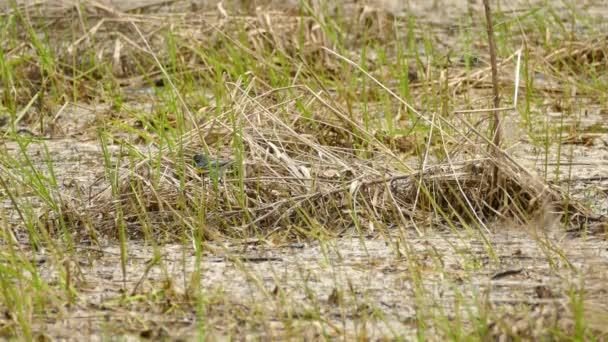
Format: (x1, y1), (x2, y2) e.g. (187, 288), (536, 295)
(327, 288), (340, 306)
(535, 285), (555, 299)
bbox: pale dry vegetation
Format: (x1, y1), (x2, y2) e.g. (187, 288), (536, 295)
(0, 0), (607, 340)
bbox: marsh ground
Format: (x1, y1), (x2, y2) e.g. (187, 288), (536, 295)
(0, 0), (607, 340)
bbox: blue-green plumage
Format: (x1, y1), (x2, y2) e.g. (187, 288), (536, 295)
(193, 154), (233, 177)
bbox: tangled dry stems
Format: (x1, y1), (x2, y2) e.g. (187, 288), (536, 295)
(68, 82), (594, 242)
(4, 1), (599, 241)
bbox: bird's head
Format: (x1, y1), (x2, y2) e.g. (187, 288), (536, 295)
(193, 154), (209, 168)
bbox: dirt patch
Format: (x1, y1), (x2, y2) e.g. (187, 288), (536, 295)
(25, 229), (608, 340)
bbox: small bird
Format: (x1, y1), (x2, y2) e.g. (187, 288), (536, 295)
(193, 153), (233, 178)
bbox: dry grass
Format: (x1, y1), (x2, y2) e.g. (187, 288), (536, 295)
(0, 0), (607, 340)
